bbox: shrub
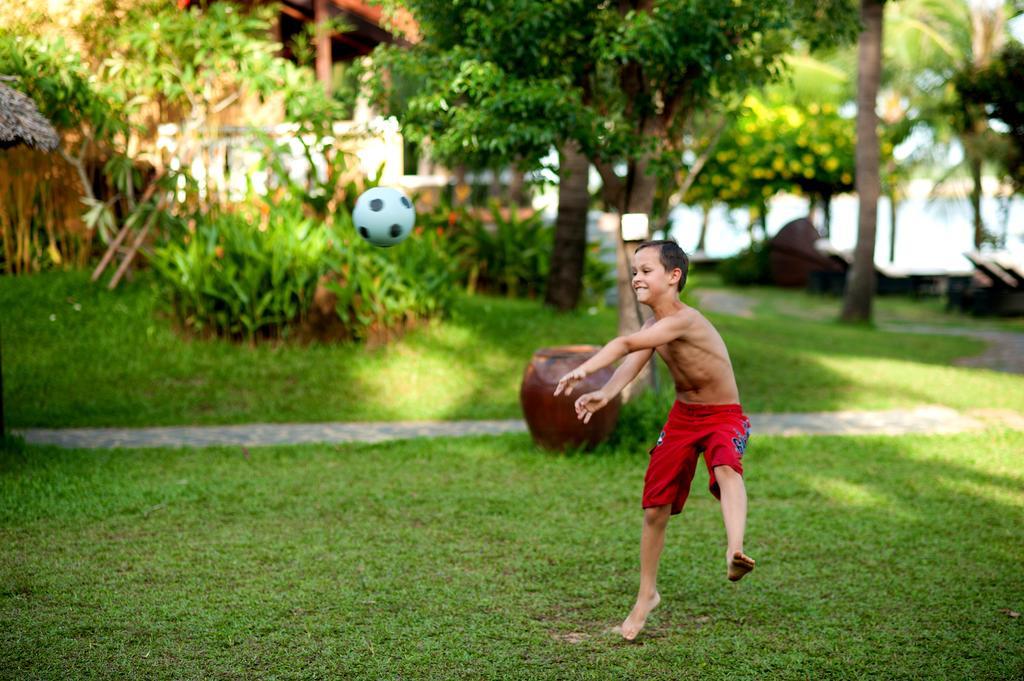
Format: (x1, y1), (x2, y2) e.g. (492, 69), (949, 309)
(149, 201), (327, 342)
(592, 389), (667, 455)
(452, 201), (552, 298)
(421, 201), (615, 306)
(319, 221), (457, 342)
(149, 198), (457, 344)
(717, 239), (772, 286)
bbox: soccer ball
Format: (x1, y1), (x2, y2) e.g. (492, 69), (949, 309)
(352, 187), (415, 247)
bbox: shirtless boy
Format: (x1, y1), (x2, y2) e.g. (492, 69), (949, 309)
(553, 239), (754, 641)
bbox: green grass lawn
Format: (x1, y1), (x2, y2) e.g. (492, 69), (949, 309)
(697, 271), (1024, 332)
(3, 270), (1024, 428)
(2, 429), (1022, 679)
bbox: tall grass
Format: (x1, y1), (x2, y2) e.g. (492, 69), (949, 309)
(0, 149), (93, 274)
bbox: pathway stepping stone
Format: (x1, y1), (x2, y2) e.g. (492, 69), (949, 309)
(16, 405), (1018, 450)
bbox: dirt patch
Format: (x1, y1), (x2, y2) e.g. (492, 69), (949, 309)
(550, 631), (590, 644)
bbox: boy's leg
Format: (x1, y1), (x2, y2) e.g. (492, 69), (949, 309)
(621, 504), (671, 640)
(713, 465), (755, 581)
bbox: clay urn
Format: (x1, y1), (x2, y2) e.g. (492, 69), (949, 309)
(519, 345), (622, 451)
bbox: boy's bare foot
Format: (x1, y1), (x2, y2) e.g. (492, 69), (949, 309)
(728, 552), (755, 581)
(620, 591), (660, 641)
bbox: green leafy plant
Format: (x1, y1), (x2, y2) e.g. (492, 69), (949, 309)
(685, 94), (861, 212)
(717, 240), (773, 287)
(149, 201), (327, 343)
(0, 34), (132, 272)
(149, 195), (456, 344)
(320, 216), (457, 342)
(422, 200), (614, 304)
(455, 200), (552, 298)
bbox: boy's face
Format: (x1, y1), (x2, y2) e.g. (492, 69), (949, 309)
(631, 248), (680, 303)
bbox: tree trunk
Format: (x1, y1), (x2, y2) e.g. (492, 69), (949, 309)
(696, 205), (710, 252)
(616, 158), (658, 337)
(488, 167), (503, 200)
(508, 167), (527, 207)
(314, 0), (332, 96)
(841, 0), (884, 324)
(452, 165), (469, 206)
(612, 152), (659, 399)
(888, 190), (898, 263)
(545, 140), (590, 311)
(969, 150), (985, 249)
(822, 193), (832, 238)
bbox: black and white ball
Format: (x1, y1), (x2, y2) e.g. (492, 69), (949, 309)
(352, 187), (415, 247)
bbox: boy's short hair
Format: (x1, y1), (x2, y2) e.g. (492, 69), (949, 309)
(634, 239), (689, 292)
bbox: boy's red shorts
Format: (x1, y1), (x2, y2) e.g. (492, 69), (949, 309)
(643, 401), (751, 515)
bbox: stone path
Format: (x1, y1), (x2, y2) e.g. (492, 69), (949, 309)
(16, 405), (1020, 450)
(879, 323), (1024, 374)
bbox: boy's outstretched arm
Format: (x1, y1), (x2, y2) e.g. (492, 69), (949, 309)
(571, 348), (653, 423)
(553, 314), (689, 397)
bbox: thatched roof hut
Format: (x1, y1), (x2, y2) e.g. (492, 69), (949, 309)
(0, 78), (59, 152)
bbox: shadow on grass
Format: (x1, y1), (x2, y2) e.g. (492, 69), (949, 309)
(0, 430), (1021, 679)
(522, 430), (1024, 678)
(2, 270), (1017, 428)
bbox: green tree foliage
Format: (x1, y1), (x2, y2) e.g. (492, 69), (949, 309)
(955, 40), (1024, 194)
(374, 1), (592, 170)
(149, 198), (458, 343)
(883, 0), (1020, 249)
(684, 95), (859, 215)
(375, 0), (859, 328)
(95, 1), (347, 133)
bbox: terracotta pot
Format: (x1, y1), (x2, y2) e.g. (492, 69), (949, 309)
(519, 345), (621, 451)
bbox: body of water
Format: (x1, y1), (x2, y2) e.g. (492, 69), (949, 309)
(668, 193), (1024, 272)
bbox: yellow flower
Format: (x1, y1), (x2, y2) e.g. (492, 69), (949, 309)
(803, 168), (815, 179)
(824, 158), (840, 172)
(772, 157), (786, 172)
(802, 153), (814, 166)
(808, 103), (820, 115)
(841, 172), (853, 185)
(48, 243), (63, 265)
(762, 186), (773, 197)
(789, 160), (803, 173)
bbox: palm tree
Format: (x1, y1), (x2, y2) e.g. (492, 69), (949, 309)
(885, 0), (1011, 249)
(841, 0), (886, 323)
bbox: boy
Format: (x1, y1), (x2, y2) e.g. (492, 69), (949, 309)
(553, 239), (754, 641)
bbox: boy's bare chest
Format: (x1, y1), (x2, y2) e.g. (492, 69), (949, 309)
(655, 338), (734, 394)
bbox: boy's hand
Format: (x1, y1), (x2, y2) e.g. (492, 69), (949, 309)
(574, 391), (608, 423)
(553, 368), (587, 397)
